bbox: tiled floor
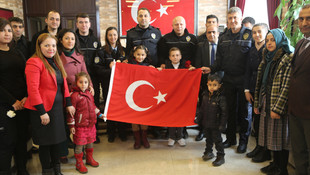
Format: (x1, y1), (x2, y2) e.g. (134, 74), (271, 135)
(26, 129), (295, 175)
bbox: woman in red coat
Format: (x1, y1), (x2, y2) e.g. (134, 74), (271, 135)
(24, 33), (75, 175)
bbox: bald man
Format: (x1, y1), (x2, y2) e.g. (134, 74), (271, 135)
(158, 16), (198, 68)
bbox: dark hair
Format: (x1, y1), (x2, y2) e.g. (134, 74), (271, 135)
(0, 17), (11, 31)
(8, 17), (23, 24)
(252, 23), (269, 31)
(242, 17), (255, 25)
(206, 14), (219, 23)
(208, 74), (222, 84)
(129, 45), (151, 64)
(57, 28), (82, 55)
(75, 71), (91, 88)
(138, 8), (150, 15)
(104, 27), (124, 55)
(76, 13), (90, 20)
(47, 10), (60, 18)
(169, 47), (181, 55)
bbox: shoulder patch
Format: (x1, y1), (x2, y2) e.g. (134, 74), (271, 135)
(186, 36), (191, 42)
(94, 57), (100, 64)
(243, 33), (249, 40)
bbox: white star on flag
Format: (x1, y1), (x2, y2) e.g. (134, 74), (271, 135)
(156, 4), (168, 17)
(153, 91), (167, 104)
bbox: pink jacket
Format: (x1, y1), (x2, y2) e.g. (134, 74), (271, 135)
(60, 51), (91, 91)
(67, 87), (100, 129)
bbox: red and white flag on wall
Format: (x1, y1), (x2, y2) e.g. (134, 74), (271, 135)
(104, 63), (201, 127)
(120, 0), (195, 35)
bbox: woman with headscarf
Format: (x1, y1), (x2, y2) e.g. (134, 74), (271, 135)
(254, 28), (294, 175)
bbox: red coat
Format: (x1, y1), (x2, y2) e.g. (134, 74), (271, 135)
(67, 87), (98, 129)
(24, 57), (70, 111)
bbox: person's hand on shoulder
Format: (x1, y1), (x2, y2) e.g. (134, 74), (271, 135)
(67, 106), (76, 117)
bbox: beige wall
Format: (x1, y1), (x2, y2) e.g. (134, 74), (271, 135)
(0, 0), (24, 20)
(1, 0), (228, 44)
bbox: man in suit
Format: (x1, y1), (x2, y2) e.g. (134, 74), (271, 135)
(194, 25), (220, 141)
(197, 15), (219, 43)
(288, 4), (310, 175)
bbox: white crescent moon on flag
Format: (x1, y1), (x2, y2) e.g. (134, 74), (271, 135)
(131, 0), (157, 24)
(125, 80), (154, 111)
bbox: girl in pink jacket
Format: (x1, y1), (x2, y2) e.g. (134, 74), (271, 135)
(67, 71), (102, 173)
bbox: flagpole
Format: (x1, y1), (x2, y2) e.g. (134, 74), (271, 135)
(103, 60), (116, 121)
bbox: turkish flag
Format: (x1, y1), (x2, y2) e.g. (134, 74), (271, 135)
(104, 63), (201, 127)
(120, 0), (195, 35)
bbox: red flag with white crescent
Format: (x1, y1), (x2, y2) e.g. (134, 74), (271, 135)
(120, 0), (195, 35)
(104, 63), (201, 127)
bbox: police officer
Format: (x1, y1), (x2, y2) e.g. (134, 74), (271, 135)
(158, 16), (198, 68)
(76, 13), (102, 143)
(126, 8), (162, 66)
(202, 7), (252, 153)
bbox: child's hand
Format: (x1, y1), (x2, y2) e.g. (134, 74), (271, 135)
(67, 106), (76, 117)
(109, 61), (116, 68)
(70, 127), (76, 135)
(122, 59), (128, 64)
(201, 67), (211, 74)
(157, 67), (163, 71)
(160, 64), (166, 69)
(188, 66), (196, 71)
(149, 65), (155, 68)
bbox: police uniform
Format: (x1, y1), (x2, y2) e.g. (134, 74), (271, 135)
(158, 28), (198, 65)
(210, 25), (252, 149)
(126, 25), (161, 66)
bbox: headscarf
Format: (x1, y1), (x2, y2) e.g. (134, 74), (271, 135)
(262, 28), (294, 85)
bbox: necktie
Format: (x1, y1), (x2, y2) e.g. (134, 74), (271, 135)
(298, 39), (310, 55)
(211, 43), (216, 65)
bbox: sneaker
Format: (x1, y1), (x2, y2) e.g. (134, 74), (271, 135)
(177, 138), (186, 147)
(168, 138), (175, 147)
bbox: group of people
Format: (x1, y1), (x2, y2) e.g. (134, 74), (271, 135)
(0, 3), (309, 175)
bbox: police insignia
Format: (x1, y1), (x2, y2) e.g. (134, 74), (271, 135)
(186, 36), (191, 42)
(93, 42), (98, 48)
(243, 33), (249, 40)
(151, 33), (156, 39)
(94, 57), (100, 64)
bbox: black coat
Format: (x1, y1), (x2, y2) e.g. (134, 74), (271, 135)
(158, 29), (198, 65)
(11, 35), (31, 60)
(198, 90), (227, 130)
(211, 25), (252, 87)
(165, 59), (186, 69)
(126, 25), (161, 66)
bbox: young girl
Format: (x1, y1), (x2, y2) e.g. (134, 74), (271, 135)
(67, 72), (102, 174)
(128, 45), (152, 149)
(254, 29), (294, 175)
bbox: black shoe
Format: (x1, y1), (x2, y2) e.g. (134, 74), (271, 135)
(53, 163), (63, 175)
(94, 136), (100, 144)
(261, 162), (277, 174)
(108, 136), (115, 143)
(195, 132), (204, 141)
(237, 143), (247, 153)
(223, 140), (236, 148)
(246, 145), (262, 158)
(252, 149), (271, 163)
(202, 152), (215, 161)
(212, 155), (225, 166)
(183, 128), (188, 139)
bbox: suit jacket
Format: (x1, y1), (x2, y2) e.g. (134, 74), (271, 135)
(194, 40), (211, 68)
(289, 38), (310, 119)
(24, 57), (70, 111)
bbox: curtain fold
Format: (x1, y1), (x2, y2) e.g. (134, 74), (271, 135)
(236, 0), (246, 14)
(267, 0), (280, 29)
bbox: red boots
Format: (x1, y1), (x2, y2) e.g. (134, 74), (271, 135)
(74, 153), (88, 174)
(133, 130), (150, 149)
(85, 148), (99, 167)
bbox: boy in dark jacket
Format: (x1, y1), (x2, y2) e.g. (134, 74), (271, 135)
(198, 74), (227, 166)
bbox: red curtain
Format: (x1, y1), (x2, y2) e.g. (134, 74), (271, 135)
(236, 0), (246, 14)
(267, 0), (280, 29)
(229, 0), (236, 8)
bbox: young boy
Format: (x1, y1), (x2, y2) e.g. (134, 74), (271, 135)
(198, 74), (227, 166)
(165, 47), (187, 146)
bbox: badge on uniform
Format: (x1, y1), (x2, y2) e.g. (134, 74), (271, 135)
(93, 42), (98, 48)
(151, 33), (156, 39)
(243, 33), (249, 40)
(186, 36), (191, 42)
(94, 57), (100, 64)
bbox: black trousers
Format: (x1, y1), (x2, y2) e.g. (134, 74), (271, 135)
(0, 106), (29, 174)
(39, 143), (61, 169)
(204, 128), (224, 156)
(289, 114), (310, 175)
(107, 120), (128, 138)
(224, 83), (249, 143)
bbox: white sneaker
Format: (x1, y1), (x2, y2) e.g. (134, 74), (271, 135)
(177, 138), (186, 147)
(168, 138), (175, 147)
